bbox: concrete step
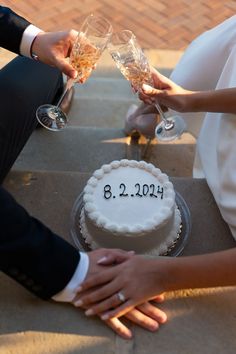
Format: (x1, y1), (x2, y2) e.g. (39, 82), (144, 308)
(13, 127), (128, 174)
(66, 50), (177, 128)
(72, 77), (136, 100)
(68, 96), (138, 128)
(3, 171), (236, 354)
(68, 77), (203, 137)
(12, 126), (195, 177)
(68, 76), (138, 128)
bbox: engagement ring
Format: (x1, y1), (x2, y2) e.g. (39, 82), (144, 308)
(117, 291), (126, 303)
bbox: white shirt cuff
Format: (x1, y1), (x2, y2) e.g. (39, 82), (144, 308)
(20, 24), (42, 58)
(52, 252), (89, 302)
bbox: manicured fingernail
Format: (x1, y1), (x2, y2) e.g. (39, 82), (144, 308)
(142, 84), (152, 92)
(151, 323), (159, 331)
(97, 256), (108, 264)
(101, 313), (109, 320)
(74, 299), (83, 307)
(85, 309), (94, 316)
(128, 250), (135, 254)
(71, 70), (78, 79)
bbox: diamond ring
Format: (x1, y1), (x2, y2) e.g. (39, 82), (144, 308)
(117, 291), (126, 303)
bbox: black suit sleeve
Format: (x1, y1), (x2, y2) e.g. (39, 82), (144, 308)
(0, 186), (80, 299)
(0, 6), (81, 300)
(0, 6), (31, 54)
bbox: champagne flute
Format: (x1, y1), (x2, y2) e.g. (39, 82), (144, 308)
(36, 14), (113, 131)
(107, 30), (186, 142)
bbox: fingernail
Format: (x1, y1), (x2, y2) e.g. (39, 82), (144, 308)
(76, 286), (82, 293)
(97, 256), (108, 264)
(85, 309), (94, 316)
(128, 250), (135, 254)
(71, 70), (78, 79)
(101, 313), (109, 320)
(151, 323), (159, 331)
(142, 84), (152, 92)
(74, 299), (83, 307)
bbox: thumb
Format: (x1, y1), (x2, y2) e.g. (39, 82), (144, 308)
(55, 57), (78, 79)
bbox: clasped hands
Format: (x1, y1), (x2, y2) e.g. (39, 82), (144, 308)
(72, 248), (167, 339)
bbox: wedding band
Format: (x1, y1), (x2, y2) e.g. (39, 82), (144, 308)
(117, 291), (126, 303)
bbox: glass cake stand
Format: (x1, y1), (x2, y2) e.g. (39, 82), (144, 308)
(70, 191), (191, 257)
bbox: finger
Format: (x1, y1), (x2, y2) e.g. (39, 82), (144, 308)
(124, 308), (159, 332)
(76, 269), (115, 293)
(55, 57), (78, 79)
(142, 84), (162, 97)
(101, 300), (135, 320)
(138, 90), (149, 101)
(151, 293), (165, 303)
(131, 84), (138, 93)
(84, 291), (128, 316)
(150, 67), (171, 87)
(97, 250), (135, 265)
(136, 302), (167, 324)
(105, 317), (132, 339)
(138, 91), (154, 105)
(74, 279), (121, 306)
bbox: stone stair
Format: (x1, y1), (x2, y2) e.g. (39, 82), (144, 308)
(11, 50), (196, 179)
(1, 50), (199, 354)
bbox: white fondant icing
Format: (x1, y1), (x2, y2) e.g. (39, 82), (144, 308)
(80, 207), (182, 256)
(81, 160), (181, 254)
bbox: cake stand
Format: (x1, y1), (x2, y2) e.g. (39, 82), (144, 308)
(70, 191), (191, 257)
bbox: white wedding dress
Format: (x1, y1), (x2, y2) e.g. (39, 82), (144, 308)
(170, 16), (236, 239)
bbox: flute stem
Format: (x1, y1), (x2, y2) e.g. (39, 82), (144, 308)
(56, 78), (75, 108)
(154, 101), (174, 131)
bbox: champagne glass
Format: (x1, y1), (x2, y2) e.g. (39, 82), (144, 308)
(36, 14), (113, 131)
(107, 30), (186, 142)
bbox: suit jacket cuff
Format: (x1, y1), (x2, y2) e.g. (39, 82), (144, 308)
(20, 24), (42, 58)
(52, 252), (89, 302)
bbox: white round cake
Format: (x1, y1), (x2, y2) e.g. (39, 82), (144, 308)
(80, 159), (181, 255)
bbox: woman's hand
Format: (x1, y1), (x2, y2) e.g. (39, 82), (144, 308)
(73, 255), (165, 320)
(74, 283), (167, 339)
(140, 67), (196, 113)
(31, 30), (79, 79)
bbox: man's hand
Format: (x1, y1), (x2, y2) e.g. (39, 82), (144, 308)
(31, 30), (78, 79)
(104, 300), (167, 339)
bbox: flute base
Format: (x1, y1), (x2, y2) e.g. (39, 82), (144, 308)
(36, 104), (68, 131)
(155, 115), (186, 142)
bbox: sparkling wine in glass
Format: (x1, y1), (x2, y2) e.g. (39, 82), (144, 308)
(36, 14), (113, 131)
(108, 30), (186, 142)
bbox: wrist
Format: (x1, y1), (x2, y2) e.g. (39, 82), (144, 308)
(187, 91), (210, 112)
(30, 31), (45, 60)
(151, 257), (176, 293)
(152, 257), (187, 293)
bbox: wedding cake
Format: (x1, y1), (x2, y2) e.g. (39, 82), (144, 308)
(80, 159), (181, 255)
